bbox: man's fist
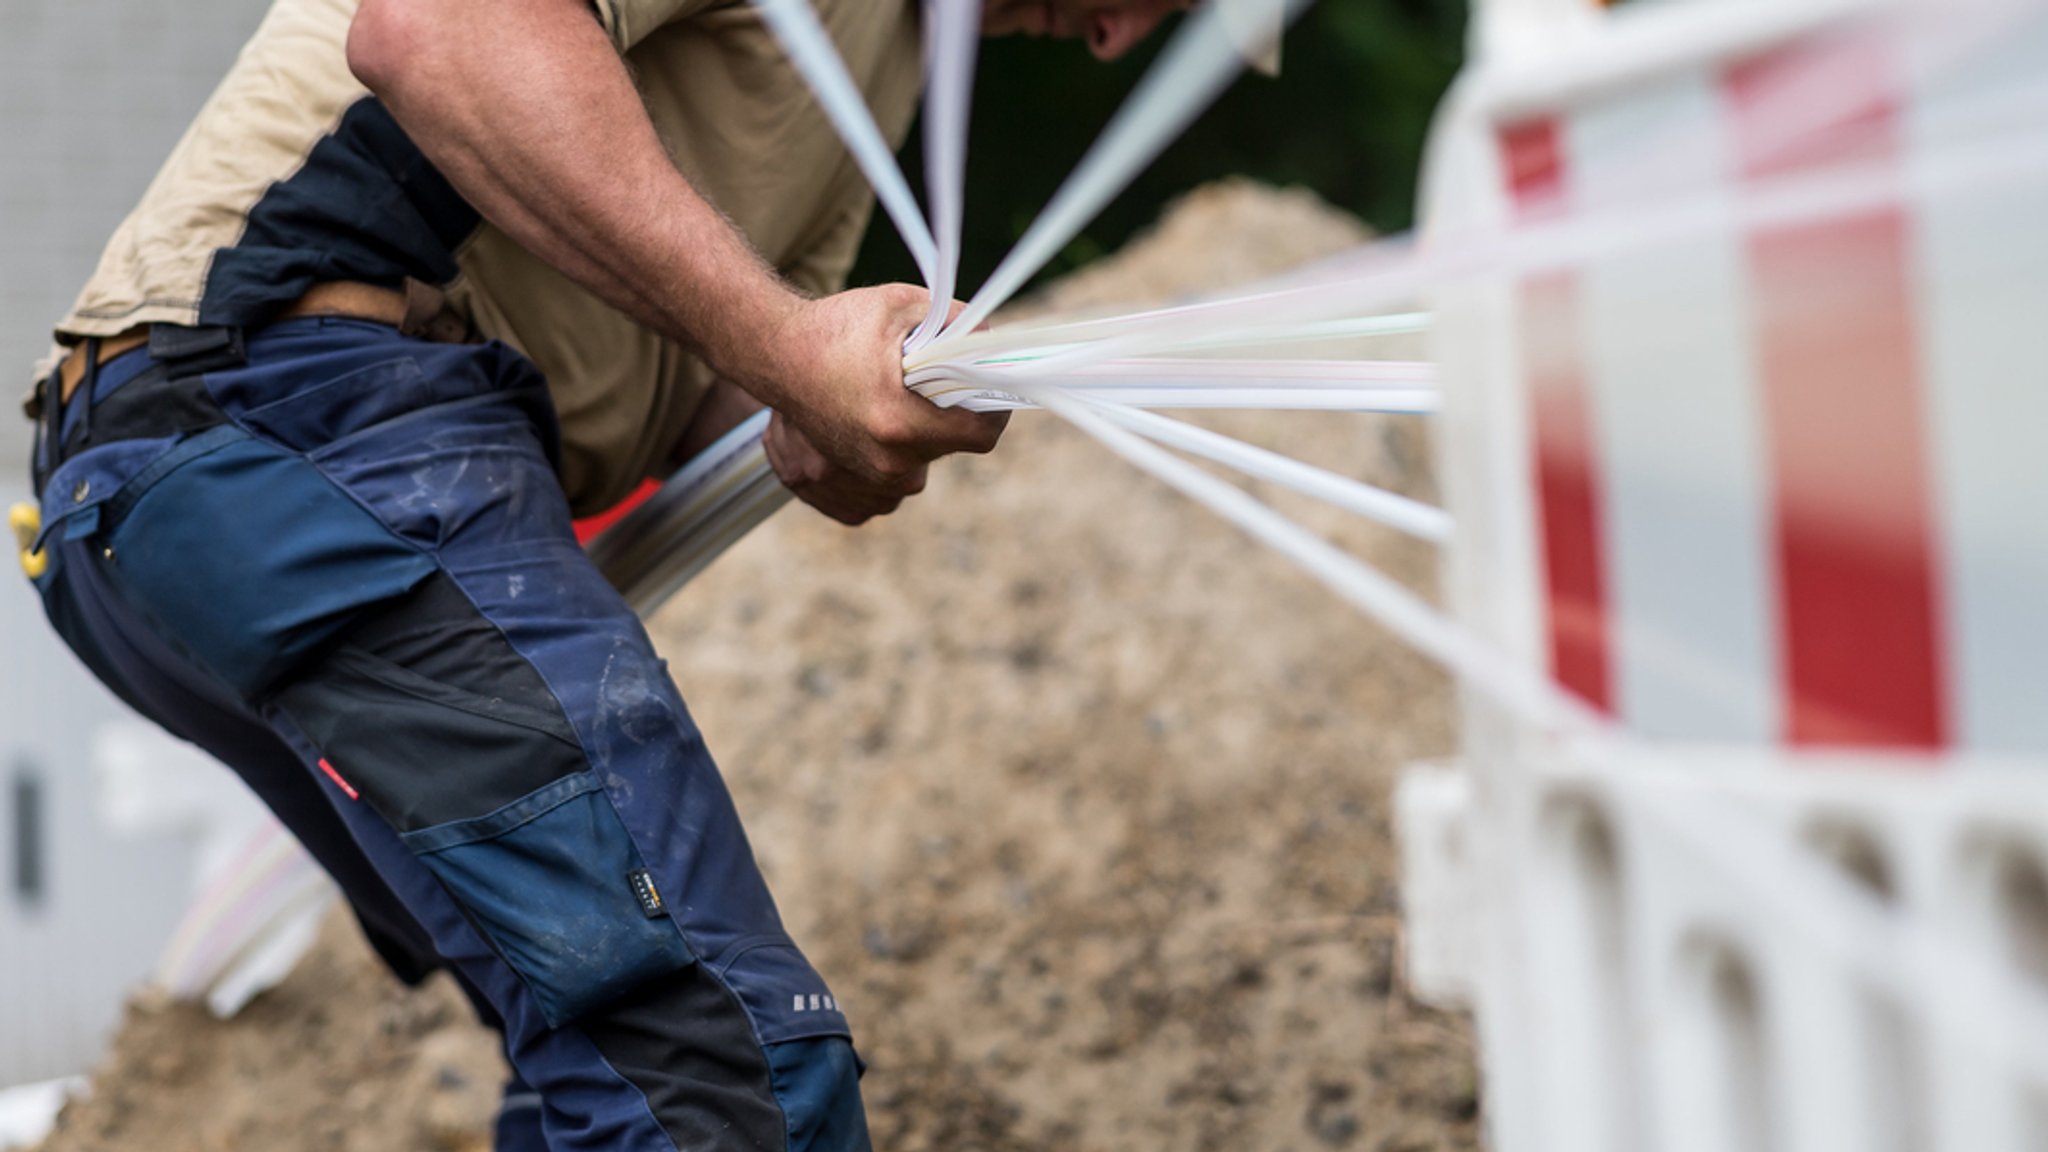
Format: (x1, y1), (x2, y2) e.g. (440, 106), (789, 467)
(742, 284), (1007, 523)
(764, 412), (924, 526)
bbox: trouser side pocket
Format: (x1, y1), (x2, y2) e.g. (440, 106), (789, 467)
(277, 598), (694, 1028)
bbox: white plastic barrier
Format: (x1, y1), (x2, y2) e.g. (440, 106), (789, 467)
(1404, 749), (2048, 1152)
(1402, 0), (2048, 1148)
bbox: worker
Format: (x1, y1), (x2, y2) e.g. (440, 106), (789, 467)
(15, 0), (1190, 1148)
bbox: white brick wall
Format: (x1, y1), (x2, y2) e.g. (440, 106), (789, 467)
(0, 0), (273, 473)
(0, 0), (274, 1087)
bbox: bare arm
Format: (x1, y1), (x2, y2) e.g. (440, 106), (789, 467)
(347, 0), (1004, 492)
(349, 0), (792, 390)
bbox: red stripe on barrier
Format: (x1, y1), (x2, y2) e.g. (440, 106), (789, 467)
(1501, 119), (1567, 219)
(1503, 119), (1614, 711)
(1524, 272), (1614, 711)
(1729, 41), (1949, 748)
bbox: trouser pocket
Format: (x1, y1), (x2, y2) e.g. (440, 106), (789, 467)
(401, 774), (695, 1027)
(277, 614), (694, 1028)
(98, 427), (437, 697)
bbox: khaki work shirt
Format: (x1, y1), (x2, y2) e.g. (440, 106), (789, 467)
(47, 0), (922, 513)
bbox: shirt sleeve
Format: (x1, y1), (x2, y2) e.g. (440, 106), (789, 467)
(781, 193), (878, 301)
(588, 0), (727, 53)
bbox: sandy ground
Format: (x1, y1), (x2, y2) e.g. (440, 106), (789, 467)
(34, 181), (1479, 1152)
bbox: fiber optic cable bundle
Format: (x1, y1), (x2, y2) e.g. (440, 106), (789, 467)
(594, 0), (2048, 735)
(591, 0), (1426, 613)
(585, 0), (2048, 1087)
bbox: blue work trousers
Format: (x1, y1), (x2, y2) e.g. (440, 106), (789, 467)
(26, 318), (867, 1152)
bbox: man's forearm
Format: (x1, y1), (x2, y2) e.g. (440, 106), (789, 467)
(348, 0), (1006, 500)
(347, 0), (802, 404)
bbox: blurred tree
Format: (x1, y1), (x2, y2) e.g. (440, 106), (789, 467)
(848, 0), (1467, 292)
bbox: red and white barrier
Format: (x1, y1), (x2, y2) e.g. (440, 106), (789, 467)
(1446, 0), (2048, 748)
(1403, 0), (2048, 1148)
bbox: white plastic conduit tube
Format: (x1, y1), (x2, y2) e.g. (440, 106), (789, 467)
(909, 293), (1429, 373)
(594, 86), (2048, 612)
(912, 382), (1440, 414)
(912, 237), (1426, 380)
(926, 366), (1444, 530)
(906, 296), (1431, 378)
(911, 0), (981, 347)
(752, 0), (939, 285)
(938, 0), (1308, 340)
(587, 408), (784, 615)
(1005, 376), (1596, 733)
(1023, 312), (1436, 358)
(1072, 401), (1451, 542)
(907, 358), (1439, 412)
(1035, 387), (1437, 412)
(914, 355), (1436, 384)
(1170, 312), (1434, 350)
(982, 110), (2048, 383)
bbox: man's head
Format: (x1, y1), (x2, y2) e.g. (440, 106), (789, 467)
(981, 0), (1195, 61)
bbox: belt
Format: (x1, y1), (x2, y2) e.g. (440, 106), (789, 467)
(51, 279), (473, 408)
(54, 329), (151, 410)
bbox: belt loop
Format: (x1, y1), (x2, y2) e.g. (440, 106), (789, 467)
(148, 324), (247, 381)
(38, 340), (91, 494)
(29, 370), (55, 498)
(74, 337), (101, 448)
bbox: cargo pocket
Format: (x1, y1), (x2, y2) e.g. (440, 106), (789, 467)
(278, 641), (694, 1028)
(97, 426), (437, 697)
(404, 775), (695, 1027)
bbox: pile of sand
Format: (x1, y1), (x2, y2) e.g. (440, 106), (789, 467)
(36, 180), (1479, 1152)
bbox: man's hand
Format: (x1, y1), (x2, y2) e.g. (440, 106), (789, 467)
(747, 284), (1007, 519)
(763, 413), (922, 526)
(669, 286), (1007, 526)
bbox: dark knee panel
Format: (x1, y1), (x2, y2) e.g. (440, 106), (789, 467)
(581, 965), (872, 1152)
(582, 963), (785, 1149)
(277, 573), (693, 1026)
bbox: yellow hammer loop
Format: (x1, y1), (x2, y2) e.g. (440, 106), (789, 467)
(10, 502), (47, 579)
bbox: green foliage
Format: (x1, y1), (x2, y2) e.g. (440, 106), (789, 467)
(848, 0), (1467, 292)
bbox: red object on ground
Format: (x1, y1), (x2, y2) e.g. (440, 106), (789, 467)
(573, 478), (662, 545)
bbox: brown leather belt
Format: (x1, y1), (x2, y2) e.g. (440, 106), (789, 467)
(53, 279), (472, 407)
(55, 329), (151, 407)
